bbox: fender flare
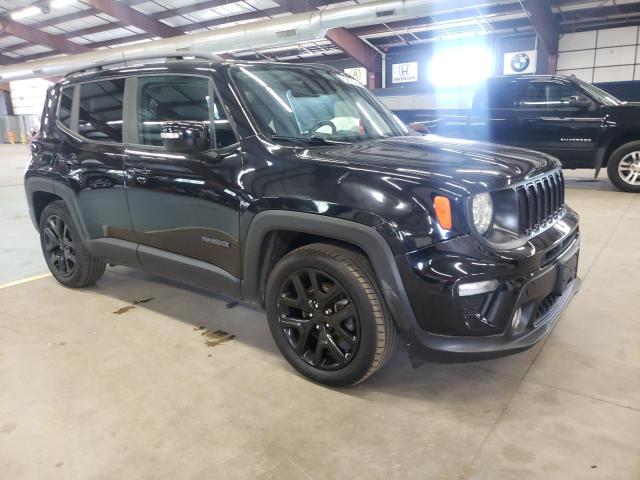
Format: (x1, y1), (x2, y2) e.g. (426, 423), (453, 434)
(240, 210), (419, 338)
(25, 177), (91, 244)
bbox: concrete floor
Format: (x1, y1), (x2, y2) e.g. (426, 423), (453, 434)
(1, 144), (638, 479)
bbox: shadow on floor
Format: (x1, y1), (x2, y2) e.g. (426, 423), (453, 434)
(73, 265), (527, 400)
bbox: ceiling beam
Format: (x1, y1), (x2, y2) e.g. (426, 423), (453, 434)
(325, 27), (380, 88)
(325, 28), (378, 72)
(79, 7), (287, 51)
(273, 0), (381, 87)
(0, 18), (90, 54)
(0, 0), (341, 64)
(6, 1), (292, 55)
(0, 54), (16, 65)
(1, 0), (343, 57)
(156, 0), (233, 18)
(84, 0), (183, 38)
(522, 0), (559, 55)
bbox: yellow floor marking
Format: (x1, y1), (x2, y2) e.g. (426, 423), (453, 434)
(0, 273), (51, 290)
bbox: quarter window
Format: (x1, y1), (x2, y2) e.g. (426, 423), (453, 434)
(78, 79), (125, 142)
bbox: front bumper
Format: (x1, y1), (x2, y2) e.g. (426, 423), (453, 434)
(394, 208), (581, 364)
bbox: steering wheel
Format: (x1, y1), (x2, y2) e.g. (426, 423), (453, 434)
(308, 120), (337, 135)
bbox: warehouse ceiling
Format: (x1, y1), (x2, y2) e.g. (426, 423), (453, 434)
(0, 0), (639, 66)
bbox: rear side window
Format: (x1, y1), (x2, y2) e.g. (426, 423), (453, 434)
(57, 87), (73, 128)
(78, 78), (125, 143)
(137, 75), (237, 148)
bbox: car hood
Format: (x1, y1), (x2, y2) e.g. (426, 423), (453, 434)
(295, 135), (559, 192)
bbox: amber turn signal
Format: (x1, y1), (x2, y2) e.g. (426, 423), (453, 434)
(434, 195), (452, 230)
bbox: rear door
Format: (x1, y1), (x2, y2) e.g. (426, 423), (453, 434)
(514, 79), (603, 167)
(49, 78), (137, 263)
(123, 73), (243, 281)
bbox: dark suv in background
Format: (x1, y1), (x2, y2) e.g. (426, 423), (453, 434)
(406, 75), (640, 192)
(26, 59), (581, 386)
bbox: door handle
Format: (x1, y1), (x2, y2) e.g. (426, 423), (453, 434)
(126, 167), (152, 176)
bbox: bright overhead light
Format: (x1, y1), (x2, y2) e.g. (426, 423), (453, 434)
(51, 0), (78, 8)
(428, 44), (493, 87)
(10, 6), (41, 20)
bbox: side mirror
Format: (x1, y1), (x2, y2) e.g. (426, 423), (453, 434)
(408, 122), (431, 134)
(569, 97), (592, 110)
(160, 121), (210, 153)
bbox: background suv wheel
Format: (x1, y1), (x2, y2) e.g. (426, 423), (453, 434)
(265, 243), (397, 387)
(607, 141), (640, 192)
(39, 200), (106, 288)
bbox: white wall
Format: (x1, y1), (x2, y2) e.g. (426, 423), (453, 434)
(557, 26), (640, 82)
(9, 78), (52, 116)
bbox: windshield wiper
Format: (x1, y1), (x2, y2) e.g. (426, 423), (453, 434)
(270, 135), (351, 145)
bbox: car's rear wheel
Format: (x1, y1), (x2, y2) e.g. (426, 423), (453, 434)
(39, 201), (106, 287)
(265, 243), (396, 387)
(607, 141), (640, 192)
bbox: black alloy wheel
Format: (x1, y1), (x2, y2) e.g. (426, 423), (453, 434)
(277, 268), (360, 370)
(39, 200), (106, 288)
(266, 243), (397, 387)
(42, 214), (76, 278)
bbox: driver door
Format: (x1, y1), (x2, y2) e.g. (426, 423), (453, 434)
(124, 74), (244, 281)
(514, 79), (603, 167)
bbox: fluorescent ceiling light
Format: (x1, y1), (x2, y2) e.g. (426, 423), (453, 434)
(11, 6), (41, 20)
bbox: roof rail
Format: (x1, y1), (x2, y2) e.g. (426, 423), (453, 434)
(64, 51), (225, 79)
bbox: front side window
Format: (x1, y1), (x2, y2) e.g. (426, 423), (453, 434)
(230, 65), (406, 143)
(138, 76), (208, 146)
(57, 87), (73, 128)
(520, 81), (589, 109)
(78, 79), (125, 142)
(136, 75), (237, 149)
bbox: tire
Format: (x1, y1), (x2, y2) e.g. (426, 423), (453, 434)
(265, 243), (397, 387)
(606, 141), (640, 192)
(39, 200), (106, 288)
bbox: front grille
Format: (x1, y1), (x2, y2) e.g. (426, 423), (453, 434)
(516, 170), (565, 235)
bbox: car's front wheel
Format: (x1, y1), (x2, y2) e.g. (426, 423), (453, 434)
(265, 243), (397, 387)
(39, 200), (106, 288)
(607, 141), (640, 192)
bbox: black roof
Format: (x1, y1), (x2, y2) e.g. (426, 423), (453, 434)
(488, 74), (576, 82)
(60, 58), (338, 86)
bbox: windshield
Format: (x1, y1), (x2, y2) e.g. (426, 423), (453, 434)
(230, 65), (407, 143)
(574, 78), (623, 106)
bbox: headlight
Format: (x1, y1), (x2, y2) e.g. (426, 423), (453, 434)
(472, 192), (493, 235)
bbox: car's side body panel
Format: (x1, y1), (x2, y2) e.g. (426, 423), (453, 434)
(403, 75), (640, 172)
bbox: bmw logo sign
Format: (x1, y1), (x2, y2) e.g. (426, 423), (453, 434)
(511, 52), (530, 72)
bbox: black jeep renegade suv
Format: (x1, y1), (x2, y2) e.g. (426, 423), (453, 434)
(25, 59), (581, 386)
